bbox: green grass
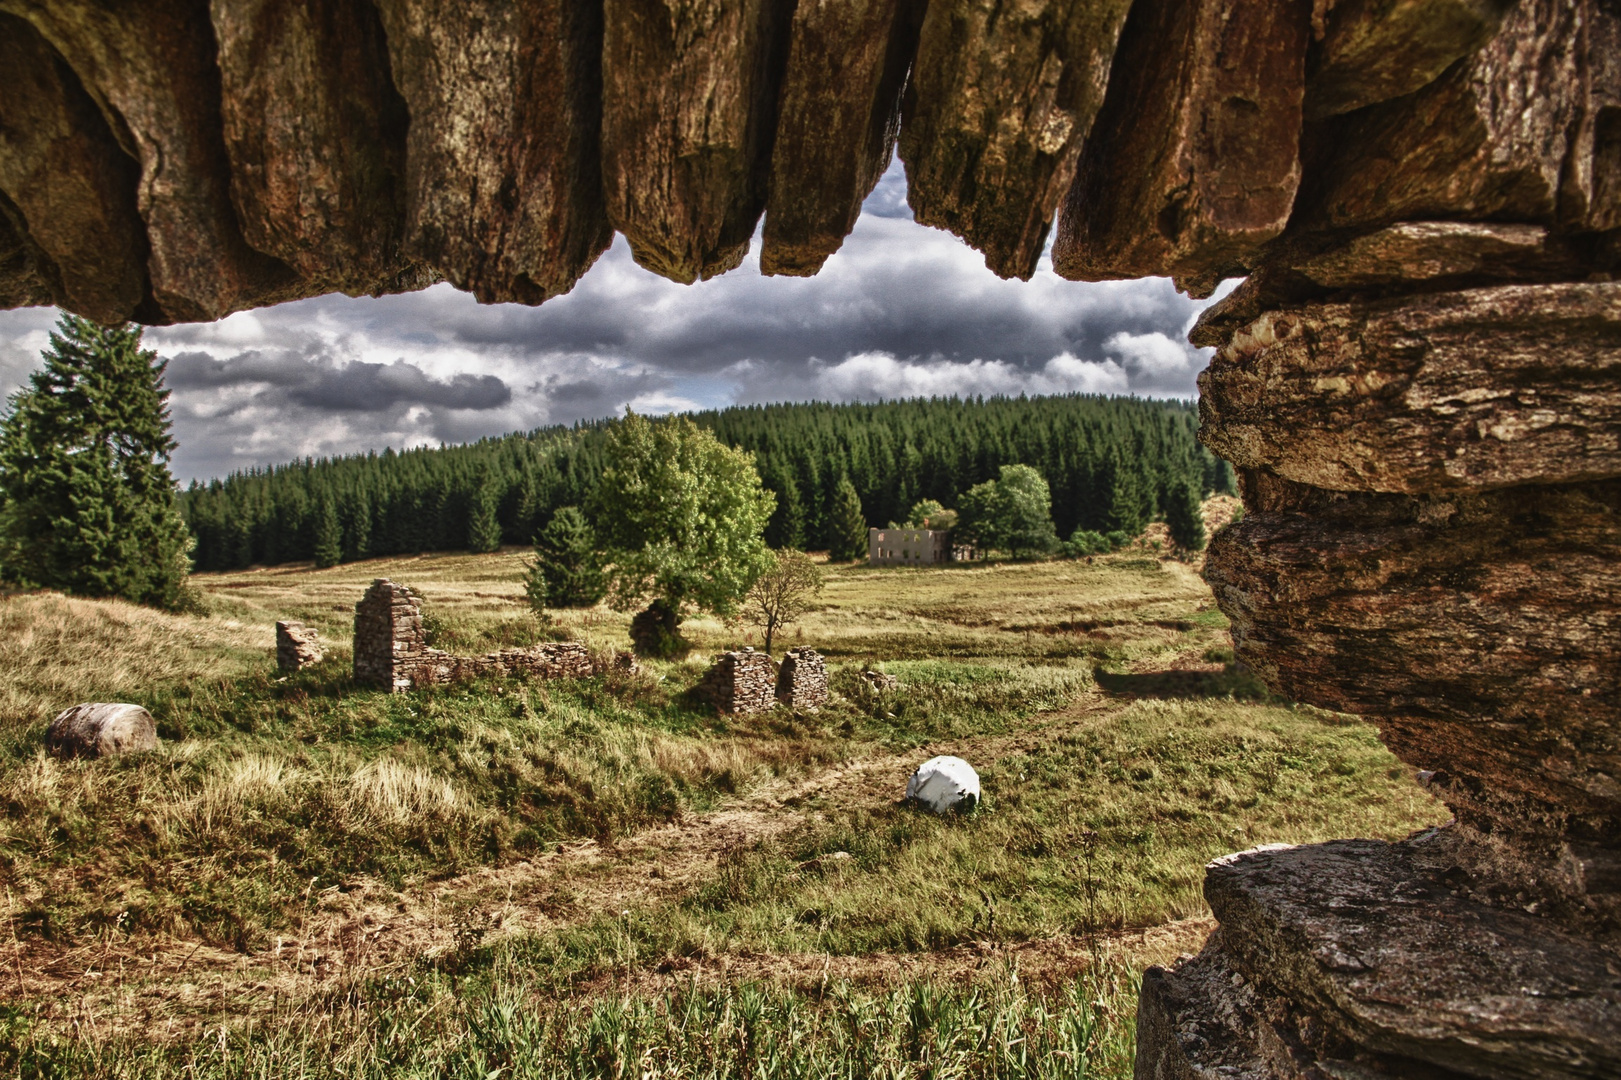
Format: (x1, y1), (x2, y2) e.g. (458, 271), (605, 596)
(2, 957), (1142, 1079)
(0, 548), (1446, 1073)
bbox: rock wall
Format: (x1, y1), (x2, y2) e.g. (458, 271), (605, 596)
(775, 647), (828, 710)
(4, 0), (1620, 1073)
(275, 619), (323, 671)
(694, 648), (778, 714)
(352, 578), (596, 691)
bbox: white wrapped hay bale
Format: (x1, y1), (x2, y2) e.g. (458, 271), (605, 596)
(905, 755), (980, 814)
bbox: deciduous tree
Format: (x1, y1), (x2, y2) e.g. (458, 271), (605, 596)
(741, 549), (823, 654)
(589, 412), (774, 656)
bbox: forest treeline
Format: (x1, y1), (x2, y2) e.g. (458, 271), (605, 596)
(180, 395), (1235, 572)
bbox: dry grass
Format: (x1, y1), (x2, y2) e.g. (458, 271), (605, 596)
(0, 544), (1447, 1075)
(0, 591), (266, 740)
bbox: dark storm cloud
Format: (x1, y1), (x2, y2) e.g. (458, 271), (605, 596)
(166, 348), (511, 411)
(0, 160), (1230, 481)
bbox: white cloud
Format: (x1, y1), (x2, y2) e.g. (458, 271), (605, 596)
(0, 160), (1235, 480)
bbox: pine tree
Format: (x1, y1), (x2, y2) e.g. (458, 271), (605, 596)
(0, 316), (197, 610)
(466, 474), (502, 553)
(525, 506), (606, 609)
(828, 474), (868, 561)
(313, 494), (342, 568)
(1103, 452), (1144, 537)
(763, 460), (806, 549)
(1165, 474), (1206, 552)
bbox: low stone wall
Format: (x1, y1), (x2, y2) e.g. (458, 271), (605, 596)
(694, 648), (777, 714)
(775, 648), (827, 710)
(276, 620), (323, 671)
(353, 578), (598, 692)
(397, 642), (596, 688)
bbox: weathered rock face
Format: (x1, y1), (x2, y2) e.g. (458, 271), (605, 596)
(760, 0), (924, 276)
(373, 0), (612, 302)
(601, 0), (792, 283)
(0, 13), (148, 324)
(899, 0), (1131, 279)
(1051, 0), (1314, 296)
(1198, 283), (1621, 493)
(275, 619), (323, 671)
(46, 703), (159, 758)
(0, 0), (299, 322)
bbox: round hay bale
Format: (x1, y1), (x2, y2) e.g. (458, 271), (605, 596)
(46, 703), (158, 759)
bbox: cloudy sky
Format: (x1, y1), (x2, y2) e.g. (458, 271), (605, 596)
(0, 162), (1232, 482)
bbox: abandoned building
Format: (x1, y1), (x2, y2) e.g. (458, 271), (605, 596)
(868, 527), (952, 566)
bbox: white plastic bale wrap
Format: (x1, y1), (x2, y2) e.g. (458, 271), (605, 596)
(905, 755), (980, 813)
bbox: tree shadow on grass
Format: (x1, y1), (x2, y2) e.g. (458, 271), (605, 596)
(1095, 664), (1277, 702)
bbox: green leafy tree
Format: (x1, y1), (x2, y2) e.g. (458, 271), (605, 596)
(0, 315), (197, 611)
(525, 506), (606, 610)
(957, 465), (1058, 557)
(901, 498), (958, 531)
(313, 494), (342, 568)
(993, 464), (1059, 557)
(1165, 475), (1206, 552)
(827, 474), (868, 561)
(740, 548), (823, 654)
(956, 480), (1000, 549)
(589, 412), (774, 656)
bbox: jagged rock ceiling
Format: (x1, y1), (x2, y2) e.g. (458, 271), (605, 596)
(2, 0), (1611, 325)
(3, 0), (1620, 1077)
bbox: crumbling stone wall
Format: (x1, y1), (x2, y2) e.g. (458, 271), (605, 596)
(275, 620), (323, 672)
(352, 578), (595, 692)
(694, 648), (777, 714)
(775, 648), (827, 710)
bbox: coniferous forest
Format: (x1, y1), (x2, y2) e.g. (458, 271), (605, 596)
(180, 395), (1235, 571)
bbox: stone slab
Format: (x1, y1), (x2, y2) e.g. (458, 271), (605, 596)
(1205, 838), (1621, 1080)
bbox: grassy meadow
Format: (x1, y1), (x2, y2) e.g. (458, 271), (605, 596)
(0, 534), (1445, 1077)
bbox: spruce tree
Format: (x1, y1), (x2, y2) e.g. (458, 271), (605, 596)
(525, 506), (606, 609)
(312, 494), (342, 568)
(0, 315), (196, 610)
(466, 474), (502, 553)
(762, 460), (806, 549)
(1165, 474), (1207, 552)
(1103, 452), (1144, 537)
(828, 474), (867, 561)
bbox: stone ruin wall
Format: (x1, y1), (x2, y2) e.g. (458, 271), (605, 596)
(275, 619), (322, 672)
(776, 648), (829, 710)
(696, 647), (829, 713)
(694, 648), (779, 714)
(352, 579), (596, 692)
(5, 0), (1619, 1074)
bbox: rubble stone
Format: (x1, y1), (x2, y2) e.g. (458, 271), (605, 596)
(694, 647), (777, 714)
(275, 620), (323, 671)
(46, 703), (158, 759)
(352, 578), (597, 691)
(775, 647), (828, 710)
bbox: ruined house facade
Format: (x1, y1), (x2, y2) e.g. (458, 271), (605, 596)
(5, 0), (1618, 1073)
(868, 527), (952, 566)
